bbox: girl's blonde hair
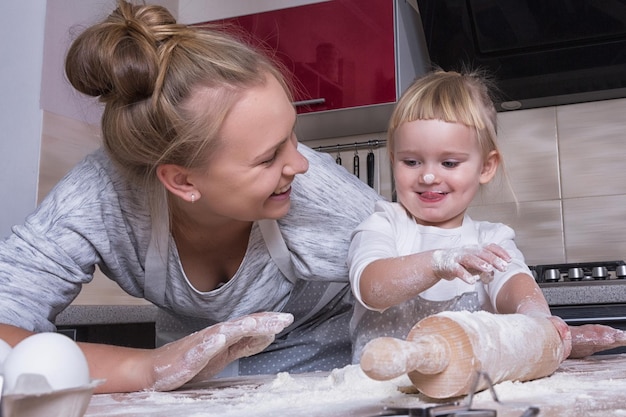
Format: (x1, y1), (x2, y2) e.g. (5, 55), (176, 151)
(387, 69), (499, 162)
(65, 0), (291, 211)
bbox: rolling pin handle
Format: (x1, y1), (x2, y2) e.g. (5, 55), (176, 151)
(360, 334), (451, 381)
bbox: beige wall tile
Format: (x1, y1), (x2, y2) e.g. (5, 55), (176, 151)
(558, 98), (626, 198)
(563, 195), (626, 263)
(476, 107), (560, 204)
(467, 200), (565, 265)
(40, 111), (149, 306)
(40, 96), (626, 305)
(39, 111), (101, 202)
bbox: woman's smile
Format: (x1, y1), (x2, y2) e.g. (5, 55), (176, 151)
(270, 185), (292, 200)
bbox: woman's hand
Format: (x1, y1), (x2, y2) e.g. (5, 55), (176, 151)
(568, 323), (626, 358)
(148, 312), (293, 391)
(432, 244), (511, 284)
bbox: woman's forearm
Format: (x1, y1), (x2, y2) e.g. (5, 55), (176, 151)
(0, 312), (293, 394)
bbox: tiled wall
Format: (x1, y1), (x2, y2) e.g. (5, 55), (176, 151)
(40, 111), (150, 306)
(41, 97), (626, 304)
(467, 98), (626, 266)
(307, 97), (626, 266)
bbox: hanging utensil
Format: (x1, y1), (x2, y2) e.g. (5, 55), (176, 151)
(353, 145), (360, 177)
(335, 145), (342, 165)
(367, 149), (375, 188)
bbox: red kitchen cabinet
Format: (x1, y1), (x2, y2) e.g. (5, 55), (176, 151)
(213, 0), (396, 114)
(205, 0), (428, 140)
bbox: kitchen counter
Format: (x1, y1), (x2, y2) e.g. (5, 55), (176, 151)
(540, 280), (626, 306)
(55, 281), (625, 328)
(55, 305), (157, 326)
(84, 354), (626, 417)
(55, 305), (157, 348)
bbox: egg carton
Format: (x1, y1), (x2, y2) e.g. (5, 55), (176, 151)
(1, 374), (103, 417)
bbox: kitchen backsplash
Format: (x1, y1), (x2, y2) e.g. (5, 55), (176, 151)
(41, 97), (626, 303)
(305, 97), (626, 266)
(469, 98), (626, 266)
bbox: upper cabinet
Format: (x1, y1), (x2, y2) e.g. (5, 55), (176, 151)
(209, 0), (429, 140)
(216, 0), (396, 114)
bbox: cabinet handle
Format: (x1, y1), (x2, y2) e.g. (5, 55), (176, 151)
(293, 98), (326, 107)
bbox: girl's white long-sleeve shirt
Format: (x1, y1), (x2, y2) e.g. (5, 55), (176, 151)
(349, 200), (531, 311)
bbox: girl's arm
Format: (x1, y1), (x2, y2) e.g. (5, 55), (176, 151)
(360, 244), (511, 310)
(495, 272), (552, 316)
(358, 250), (440, 310)
(495, 273), (572, 357)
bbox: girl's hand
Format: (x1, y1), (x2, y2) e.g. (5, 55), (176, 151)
(547, 315), (573, 358)
(431, 244), (511, 284)
(147, 312), (293, 391)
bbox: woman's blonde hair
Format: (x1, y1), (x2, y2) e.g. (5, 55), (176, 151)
(387, 69), (499, 161)
(65, 0), (291, 209)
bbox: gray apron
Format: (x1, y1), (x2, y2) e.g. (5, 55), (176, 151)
(351, 291), (481, 363)
(145, 215), (352, 377)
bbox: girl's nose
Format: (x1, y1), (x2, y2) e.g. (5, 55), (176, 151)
(422, 173), (435, 184)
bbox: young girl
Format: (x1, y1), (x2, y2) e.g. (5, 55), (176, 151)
(347, 69), (570, 361)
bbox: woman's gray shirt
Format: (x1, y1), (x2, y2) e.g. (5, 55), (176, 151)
(0, 144), (381, 374)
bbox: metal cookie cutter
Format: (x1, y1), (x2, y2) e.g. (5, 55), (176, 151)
(378, 371), (539, 417)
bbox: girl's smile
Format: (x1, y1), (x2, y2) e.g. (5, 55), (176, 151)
(418, 191), (448, 202)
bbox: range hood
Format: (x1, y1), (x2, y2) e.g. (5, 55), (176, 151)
(415, 0), (626, 112)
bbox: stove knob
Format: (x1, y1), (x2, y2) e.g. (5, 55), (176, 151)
(616, 265), (626, 279)
(568, 267), (584, 281)
(591, 266), (608, 280)
(544, 269), (561, 282)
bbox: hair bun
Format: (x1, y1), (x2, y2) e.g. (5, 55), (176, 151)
(65, 2), (177, 104)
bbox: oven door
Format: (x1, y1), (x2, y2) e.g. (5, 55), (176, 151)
(551, 303), (626, 355)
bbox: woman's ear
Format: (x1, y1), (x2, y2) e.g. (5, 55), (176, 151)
(156, 164), (199, 203)
(479, 150), (499, 184)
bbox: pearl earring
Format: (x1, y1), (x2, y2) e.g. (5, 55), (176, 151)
(190, 193), (196, 203)
(423, 173), (435, 184)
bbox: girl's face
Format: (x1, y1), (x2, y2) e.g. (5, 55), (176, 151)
(188, 74), (309, 223)
(391, 119), (498, 229)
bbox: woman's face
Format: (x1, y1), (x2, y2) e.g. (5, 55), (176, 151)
(391, 119), (497, 229)
(188, 74), (309, 222)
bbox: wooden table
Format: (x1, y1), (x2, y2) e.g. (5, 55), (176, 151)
(84, 354), (626, 417)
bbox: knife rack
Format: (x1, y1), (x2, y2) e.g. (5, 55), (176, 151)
(313, 139), (386, 154)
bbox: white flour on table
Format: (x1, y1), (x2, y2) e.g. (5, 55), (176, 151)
(85, 355), (626, 417)
(85, 365), (431, 417)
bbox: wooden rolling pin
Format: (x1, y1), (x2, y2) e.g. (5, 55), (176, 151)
(360, 311), (569, 399)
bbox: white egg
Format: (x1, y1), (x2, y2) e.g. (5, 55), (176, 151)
(3, 332), (90, 394)
(0, 337), (12, 371)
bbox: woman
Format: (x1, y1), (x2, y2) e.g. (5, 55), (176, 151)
(0, 1), (380, 393)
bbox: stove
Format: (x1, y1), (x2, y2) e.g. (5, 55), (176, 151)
(530, 260), (626, 355)
(530, 260), (626, 284)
